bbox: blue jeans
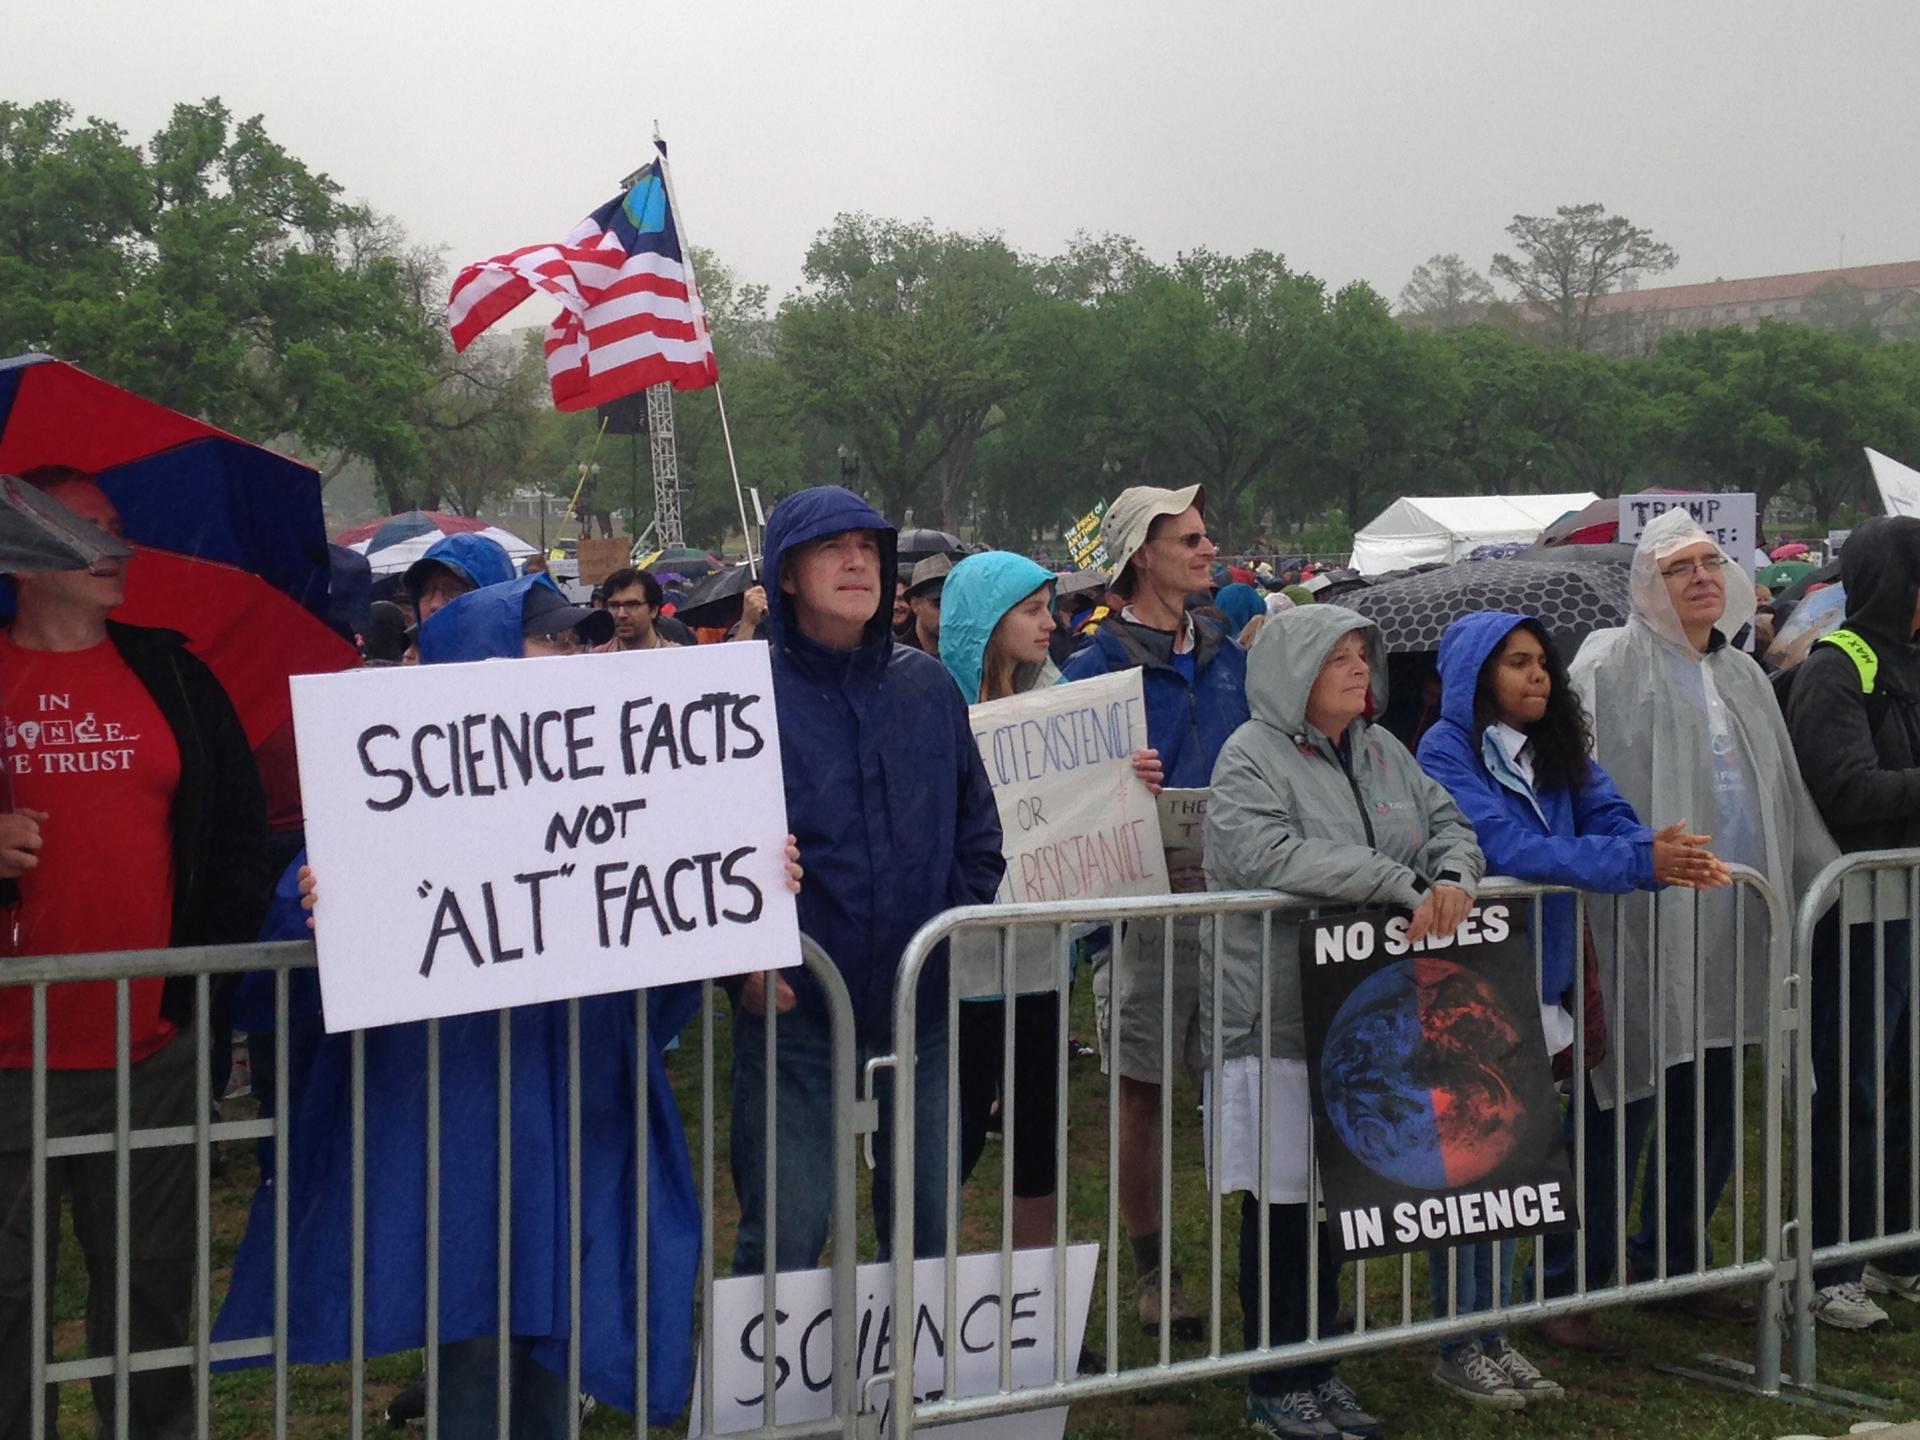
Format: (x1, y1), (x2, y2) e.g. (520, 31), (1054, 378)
(1427, 1239), (1517, 1357)
(1811, 916), (1920, 1286)
(729, 1006), (951, 1274)
(437, 1336), (571, 1439)
(1540, 1049), (1737, 1295)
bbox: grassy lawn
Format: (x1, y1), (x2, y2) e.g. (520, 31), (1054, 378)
(38, 984), (1920, 1438)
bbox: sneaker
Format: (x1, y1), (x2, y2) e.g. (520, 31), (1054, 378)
(385, 1376), (426, 1428)
(1812, 1281), (1892, 1330)
(1315, 1374), (1384, 1438)
(1246, 1390), (1338, 1439)
(1430, 1341), (1524, 1410)
(1864, 1263), (1920, 1303)
(1483, 1336), (1564, 1400)
(1135, 1266), (1203, 1339)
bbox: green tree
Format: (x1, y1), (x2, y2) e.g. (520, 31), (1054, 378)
(1491, 202), (1677, 352)
(1397, 253), (1498, 330)
(0, 97), (441, 505)
(776, 214), (1033, 527)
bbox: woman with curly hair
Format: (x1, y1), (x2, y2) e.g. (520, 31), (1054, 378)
(1414, 611), (1729, 1400)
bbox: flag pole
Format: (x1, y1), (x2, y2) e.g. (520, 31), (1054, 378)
(648, 129), (761, 580)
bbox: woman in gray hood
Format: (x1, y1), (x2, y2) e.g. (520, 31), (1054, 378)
(1202, 604), (1485, 1440)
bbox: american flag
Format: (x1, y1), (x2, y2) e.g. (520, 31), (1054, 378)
(446, 156), (718, 410)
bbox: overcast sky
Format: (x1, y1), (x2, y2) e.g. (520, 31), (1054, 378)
(9, 0), (1917, 317)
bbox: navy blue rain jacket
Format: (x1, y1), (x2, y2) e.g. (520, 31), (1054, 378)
(761, 486), (1004, 1041)
(212, 587), (701, 1423)
(1059, 611), (1249, 787)
(1415, 610), (1655, 1003)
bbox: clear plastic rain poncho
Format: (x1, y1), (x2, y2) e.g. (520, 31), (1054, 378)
(1568, 509), (1837, 1107)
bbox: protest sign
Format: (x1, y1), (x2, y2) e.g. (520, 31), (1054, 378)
(1156, 787), (1208, 893)
(967, 670), (1167, 906)
(290, 644), (799, 1031)
(576, 535), (633, 586)
(1064, 501), (1109, 570)
(1617, 491), (1756, 567)
(1867, 447), (1920, 519)
(1299, 905), (1577, 1262)
(693, 1245), (1099, 1439)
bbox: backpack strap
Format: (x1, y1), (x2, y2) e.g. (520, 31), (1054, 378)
(1816, 628), (1879, 695)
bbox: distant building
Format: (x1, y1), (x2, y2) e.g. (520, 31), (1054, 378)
(1589, 259), (1920, 353)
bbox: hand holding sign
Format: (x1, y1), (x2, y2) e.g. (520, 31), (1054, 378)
(1404, 883), (1473, 944)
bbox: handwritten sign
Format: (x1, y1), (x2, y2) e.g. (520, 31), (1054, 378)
(1618, 491), (1756, 570)
(1867, 448), (1920, 520)
(290, 645), (800, 1031)
(693, 1246), (1099, 1439)
(967, 671), (1167, 906)
(1156, 787), (1208, 894)
(1064, 502), (1109, 570)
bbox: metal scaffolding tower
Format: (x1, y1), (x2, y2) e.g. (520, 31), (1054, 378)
(645, 381), (683, 548)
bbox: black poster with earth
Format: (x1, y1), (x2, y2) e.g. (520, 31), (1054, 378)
(1299, 903), (1578, 1262)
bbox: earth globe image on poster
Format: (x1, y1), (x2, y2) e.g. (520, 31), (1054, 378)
(1318, 956), (1524, 1190)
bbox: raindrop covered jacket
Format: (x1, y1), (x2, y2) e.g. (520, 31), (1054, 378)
(760, 486), (1004, 1042)
(212, 578), (701, 1423)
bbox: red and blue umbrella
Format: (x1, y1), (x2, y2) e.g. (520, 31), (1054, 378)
(0, 354), (358, 746)
(335, 510), (537, 575)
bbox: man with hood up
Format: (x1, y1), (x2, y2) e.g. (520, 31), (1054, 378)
(732, 485), (1004, 1275)
(1551, 509), (1837, 1339)
(404, 533), (518, 625)
(1784, 514), (1920, 1329)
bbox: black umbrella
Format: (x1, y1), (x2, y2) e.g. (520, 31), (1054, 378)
(1341, 555), (1630, 655)
(895, 527), (963, 564)
(672, 562), (757, 629)
(0, 471), (133, 571)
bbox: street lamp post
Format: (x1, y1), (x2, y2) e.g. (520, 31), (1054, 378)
(837, 443), (860, 492)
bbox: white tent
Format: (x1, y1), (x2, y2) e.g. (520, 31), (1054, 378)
(1348, 493), (1598, 575)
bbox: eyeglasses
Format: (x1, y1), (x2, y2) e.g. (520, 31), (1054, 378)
(1157, 530), (1209, 551)
(605, 600), (652, 613)
(1659, 555), (1730, 581)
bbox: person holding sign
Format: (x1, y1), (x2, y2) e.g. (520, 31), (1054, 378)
(1416, 611), (1730, 1389)
(1061, 483), (1248, 1337)
(731, 486), (1004, 1275)
(936, 550), (1164, 1251)
(1562, 510), (1835, 1333)
(1202, 605), (1484, 1440)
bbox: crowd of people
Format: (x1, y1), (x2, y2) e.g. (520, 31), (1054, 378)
(3, 462), (1918, 1440)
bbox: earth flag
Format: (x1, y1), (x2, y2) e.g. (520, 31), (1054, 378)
(1300, 903), (1577, 1262)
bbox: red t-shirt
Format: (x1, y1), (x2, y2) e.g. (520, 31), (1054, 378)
(0, 634), (182, 1069)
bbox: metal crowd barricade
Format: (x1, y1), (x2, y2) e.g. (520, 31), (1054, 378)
(7, 933), (864, 1440)
(877, 869), (1790, 1435)
(1790, 847), (1920, 1390)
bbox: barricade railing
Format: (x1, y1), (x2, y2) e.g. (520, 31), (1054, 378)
(1790, 847), (1920, 1389)
(4, 933), (864, 1440)
(878, 869), (1789, 1435)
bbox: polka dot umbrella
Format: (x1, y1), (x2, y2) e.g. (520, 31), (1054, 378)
(1340, 554), (1631, 655)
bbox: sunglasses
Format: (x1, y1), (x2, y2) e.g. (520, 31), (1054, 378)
(1157, 530), (1209, 551)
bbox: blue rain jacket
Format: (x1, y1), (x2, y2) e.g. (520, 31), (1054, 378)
(1059, 609), (1249, 788)
(414, 531), (517, 592)
(212, 588), (701, 1424)
(417, 572), (557, 663)
(937, 550), (1055, 702)
(761, 486), (1004, 1042)
(1415, 610), (1655, 1002)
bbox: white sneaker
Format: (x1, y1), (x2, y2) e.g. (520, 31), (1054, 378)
(1430, 1341), (1525, 1409)
(1863, 1263), (1920, 1303)
(1811, 1281), (1891, 1331)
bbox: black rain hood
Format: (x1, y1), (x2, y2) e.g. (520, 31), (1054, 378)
(1841, 515), (1920, 649)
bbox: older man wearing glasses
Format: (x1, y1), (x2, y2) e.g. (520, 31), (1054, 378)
(1534, 508), (1836, 1351)
(1060, 483), (1249, 1337)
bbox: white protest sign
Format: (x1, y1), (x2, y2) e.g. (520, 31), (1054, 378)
(290, 645), (800, 1032)
(1618, 491), (1757, 568)
(693, 1245), (1099, 1439)
(967, 670), (1167, 905)
(1156, 787), (1208, 894)
(1867, 447), (1920, 519)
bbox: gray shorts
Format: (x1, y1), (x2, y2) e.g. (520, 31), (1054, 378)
(1091, 915), (1203, 1086)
